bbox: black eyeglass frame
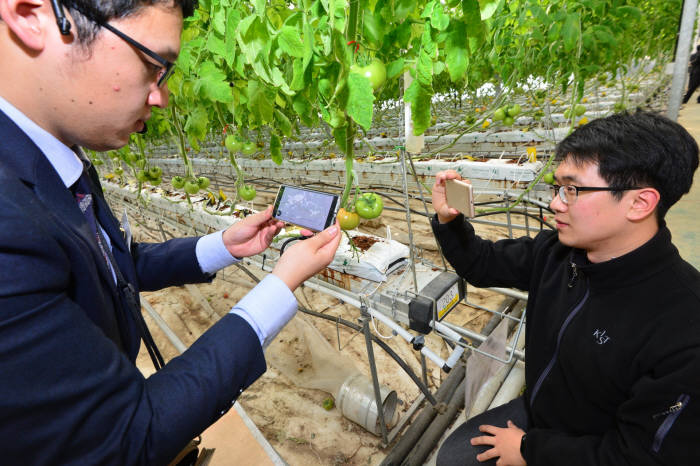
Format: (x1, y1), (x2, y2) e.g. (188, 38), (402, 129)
(50, 0), (175, 88)
(100, 22), (175, 88)
(551, 184), (642, 205)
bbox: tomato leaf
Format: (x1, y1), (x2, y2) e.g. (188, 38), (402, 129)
(275, 109), (293, 137)
(270, 133), (283, 165)
(184, 105), (208, 141)
(562, 13), (580, 53)
(248, 80), (274, 124)
(431, 4), (450, 31)
(394, 0), (414, 22)
(363, 10), (385, 45)
(479, 0), (503, 20)
(404, 79), (432, 136)
(346, 73), (374, 131)
(196, 62), (233, 103)
(290, 58), (306, 90)
(386, 58), (405, 80)
(446, 21), (468, 82)
(278, 25), (305, 58)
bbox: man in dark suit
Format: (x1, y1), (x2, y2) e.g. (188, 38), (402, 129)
(0, 0), (341, 464)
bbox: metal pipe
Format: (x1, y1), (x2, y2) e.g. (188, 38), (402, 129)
(668, 0), (699, 121)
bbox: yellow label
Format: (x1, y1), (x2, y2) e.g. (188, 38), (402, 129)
(526, 146), (537, 163)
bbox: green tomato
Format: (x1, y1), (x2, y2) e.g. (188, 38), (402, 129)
(354, 193), (384, 219)
(503, 116), (515, 126)
(237, 184), (257, 201)
(150, 177), (162, 186)
(563, 109), (571, 119)
(136, 170), (149, 183)
(350, 59), (387, 91)
(225, 134), (243, 153)
(92, 158), (104, 166)
(574, 104), (586, 116)
(322, 397), (335, 411)
(184, 181), (200, 195)
(241, 142), (257, 156)
(493, 108), (506, 121)
(197, 176), (210, 190)
(148, 166), (162, 179)
(507, 104), (521, 117)
(543, 171), (555, 185)
(135, 159), (147, 169)
(171, 176), (185, 189)
(337, 207), (360, 230)
(464, 115), (477, 125)
(114, 167), (124, 176)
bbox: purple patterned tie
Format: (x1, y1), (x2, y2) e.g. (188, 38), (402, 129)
(72, 171), (112, 273)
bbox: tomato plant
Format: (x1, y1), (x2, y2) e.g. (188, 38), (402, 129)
(184, 181), (200, 195)
(354, 193), (383, 219)
(241, 142), (257, 156)
(350, 59), (387, 91)
(171, 176), (185, 189)
(237, 184), (256, 201)
(337, 208), (360, 230)
(225, 135), (242, 153)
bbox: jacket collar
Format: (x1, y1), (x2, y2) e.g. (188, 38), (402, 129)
(570, 223), (678, 290)
(0, 108), (119, 291)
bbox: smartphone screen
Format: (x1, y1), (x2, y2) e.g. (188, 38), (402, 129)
(272, 185), (339, 231)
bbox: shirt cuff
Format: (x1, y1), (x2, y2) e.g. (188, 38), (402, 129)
(195, 230), (239, 274)
(230, 274), (298, 348)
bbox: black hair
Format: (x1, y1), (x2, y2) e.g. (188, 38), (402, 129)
(555, 111), (699, 221)
(61, 0), (197, 46)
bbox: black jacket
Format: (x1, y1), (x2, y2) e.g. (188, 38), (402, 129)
(432, 214), (700, 465)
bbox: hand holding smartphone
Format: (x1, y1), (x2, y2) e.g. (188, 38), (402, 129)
(445, 179), (475, 218)
(272, 185), (340, 232)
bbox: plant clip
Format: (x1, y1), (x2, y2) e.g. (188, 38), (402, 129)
(346, 40), (360, 53)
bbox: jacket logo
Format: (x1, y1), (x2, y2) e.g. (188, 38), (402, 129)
(593, 329), (611, 345)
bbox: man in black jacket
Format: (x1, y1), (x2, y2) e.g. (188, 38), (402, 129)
(683, 44), (700, 104)
(433, 112), (700, 466)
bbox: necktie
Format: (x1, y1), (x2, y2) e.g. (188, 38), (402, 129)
(71, 167), (165, 370)
(72, 171), (114, 278)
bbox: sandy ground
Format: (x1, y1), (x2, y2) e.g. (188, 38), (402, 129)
(130, 193), (530, 465)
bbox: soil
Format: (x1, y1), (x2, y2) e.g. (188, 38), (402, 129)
(130, 192), (530, 465)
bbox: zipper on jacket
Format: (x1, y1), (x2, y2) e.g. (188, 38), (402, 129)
(529, 287), (590, 407)
(652, 394), (689, 453)
(567, 262), (578, 288)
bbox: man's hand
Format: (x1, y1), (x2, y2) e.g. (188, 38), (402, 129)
(432, 170), (466, 224)
(272, 222), (341, 291)
(222, 206), (284, 258)
(471, 420), (526, 466)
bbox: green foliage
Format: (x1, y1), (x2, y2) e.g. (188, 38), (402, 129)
(134, 0), (681, 201)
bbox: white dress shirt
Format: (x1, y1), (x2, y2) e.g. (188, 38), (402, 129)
(0, 95), (296, 348)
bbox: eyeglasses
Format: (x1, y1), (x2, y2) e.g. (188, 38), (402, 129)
(50, 0), (175, 88)
(551, 184), (642, 205)
(100, 22), (175, 88)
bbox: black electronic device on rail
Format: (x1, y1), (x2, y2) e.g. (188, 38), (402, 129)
(408, 271), (465, 334)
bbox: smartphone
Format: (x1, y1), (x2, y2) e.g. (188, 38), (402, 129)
(272, 185), (340, 232)
(445, 179), (475, 218)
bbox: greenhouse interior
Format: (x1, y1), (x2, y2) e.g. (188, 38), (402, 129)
(2, 0), (700, 465)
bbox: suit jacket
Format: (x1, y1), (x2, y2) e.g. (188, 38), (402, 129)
(0, 109), (266, 465)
